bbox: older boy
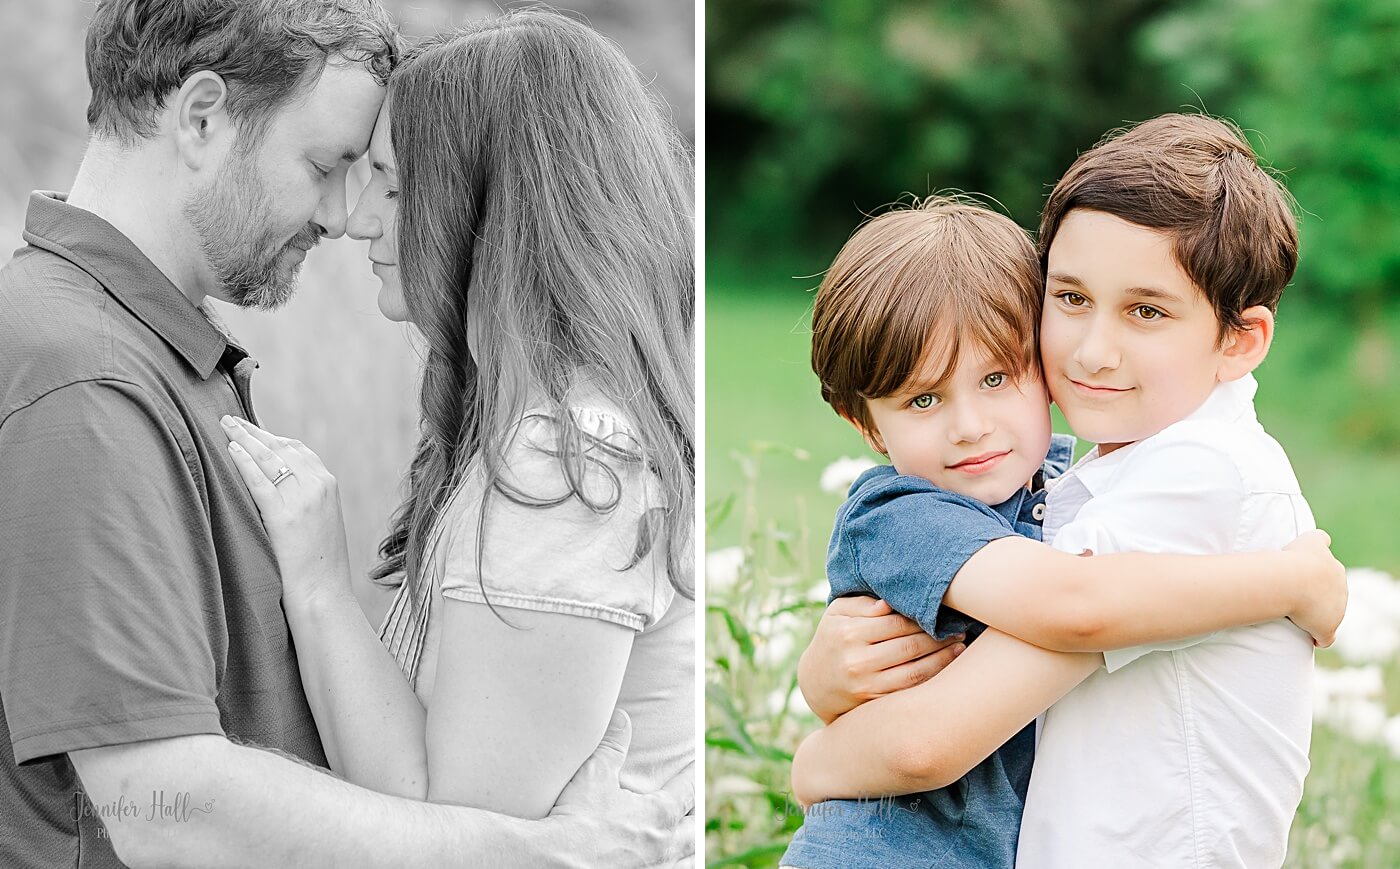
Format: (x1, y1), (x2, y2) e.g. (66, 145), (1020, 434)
(795, 115), (1324, 867)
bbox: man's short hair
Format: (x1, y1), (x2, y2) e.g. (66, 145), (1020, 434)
(85, 0), (398, 144)
(1038, 113), (1299, 338)
(812, 196), (1043, 439)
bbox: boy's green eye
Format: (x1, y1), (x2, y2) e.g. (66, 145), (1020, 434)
(983, 372), (1006, 388)
(911, 394), (936, 409)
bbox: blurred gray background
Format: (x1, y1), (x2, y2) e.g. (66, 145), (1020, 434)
(0, 0), (694, 621)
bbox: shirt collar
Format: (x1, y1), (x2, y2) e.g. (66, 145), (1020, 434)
(1055, 374), (1259, 496)
(22, 191), (231, 379)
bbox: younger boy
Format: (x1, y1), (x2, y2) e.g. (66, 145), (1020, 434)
(780, 184), (1342, 868)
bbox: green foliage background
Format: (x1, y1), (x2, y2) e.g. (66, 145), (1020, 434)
(706, 1), (1400, 866)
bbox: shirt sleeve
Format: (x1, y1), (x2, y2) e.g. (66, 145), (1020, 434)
(1050, 433), (1246, 673)
(0, 380), (225, 764)
(437, 410), (674, 632)
(840, 485), (1017, 640)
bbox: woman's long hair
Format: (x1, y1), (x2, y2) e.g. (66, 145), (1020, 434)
(370, 10), (694, 612)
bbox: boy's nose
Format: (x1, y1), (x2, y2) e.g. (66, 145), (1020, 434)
(1073, 316), (1121, 373)
(947, 402), (994, 444)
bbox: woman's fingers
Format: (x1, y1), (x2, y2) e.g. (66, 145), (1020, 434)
(221, 417), (297, 481)
(226, 441), (282, 513)
(869, 641), (966, 694)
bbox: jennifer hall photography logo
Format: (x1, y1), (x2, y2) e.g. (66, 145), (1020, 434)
(73, 789), (216, 838)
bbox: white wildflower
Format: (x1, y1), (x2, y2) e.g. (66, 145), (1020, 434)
(820, 456), (878, 494)
(1314, 665), (1387, 743)
(706, 546), (746, 592)
(1332, 568), (1400, 665)
(1384, 715), (1400, 760)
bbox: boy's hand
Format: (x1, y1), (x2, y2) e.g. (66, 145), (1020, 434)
(797, 595), (965, 723)
(1283, 529), (1347, 648)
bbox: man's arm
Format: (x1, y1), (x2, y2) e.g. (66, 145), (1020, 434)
(791, 629), (1100, 806)
(70, 713), (690, 869)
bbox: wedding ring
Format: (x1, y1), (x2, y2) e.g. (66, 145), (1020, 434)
(271, 466), (295, 486)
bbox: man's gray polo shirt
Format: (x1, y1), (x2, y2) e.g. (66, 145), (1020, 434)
(0, 192), (328, 867)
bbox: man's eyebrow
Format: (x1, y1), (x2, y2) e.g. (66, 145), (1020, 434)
(341, 148), (363, 163)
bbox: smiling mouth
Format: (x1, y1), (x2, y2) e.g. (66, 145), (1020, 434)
(1068, 377), (1132, 395)
(949, 450), (1010, 474)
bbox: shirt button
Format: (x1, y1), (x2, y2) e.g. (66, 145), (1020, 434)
(1032, 503), (1047, 521)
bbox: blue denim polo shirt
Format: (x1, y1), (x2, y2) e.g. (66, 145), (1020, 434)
(782, 433), (1075, 869)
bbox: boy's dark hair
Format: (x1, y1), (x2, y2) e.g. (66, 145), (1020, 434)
(1039, 113), (1298, 338)
(811, 196), (1043, 445)
(85, 0), (399, 144)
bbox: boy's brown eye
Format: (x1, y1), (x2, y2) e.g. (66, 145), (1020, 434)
(911, 394), (936, 409)
(1136, 305), (1163, 320)
(1064, 292), (1086, 306)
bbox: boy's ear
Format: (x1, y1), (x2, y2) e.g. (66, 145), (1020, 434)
(840, 412), (887, 456)
(1217, 305), (1275, 382)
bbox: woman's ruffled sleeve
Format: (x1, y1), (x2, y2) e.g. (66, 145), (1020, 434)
(437, 408), (676, 632)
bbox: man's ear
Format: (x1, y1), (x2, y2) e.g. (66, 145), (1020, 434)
(172, 71), (231, 170)
(840, 411), (886, 456)
(1218, 305), (1275, 382)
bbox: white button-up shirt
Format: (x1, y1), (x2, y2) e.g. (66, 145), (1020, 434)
(1016, 374), (1315, 868)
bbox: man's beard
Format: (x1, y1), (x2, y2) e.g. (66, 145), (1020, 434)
(183, 147), (320, 311)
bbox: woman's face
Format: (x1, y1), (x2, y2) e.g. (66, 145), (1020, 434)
(347, 104), (407, 322)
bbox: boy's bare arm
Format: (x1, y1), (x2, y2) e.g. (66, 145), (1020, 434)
(791, 629), (1099, 805)
(944, 531), (1345, 653)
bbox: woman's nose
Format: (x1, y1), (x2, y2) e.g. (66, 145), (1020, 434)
(345, 187), (382, 242)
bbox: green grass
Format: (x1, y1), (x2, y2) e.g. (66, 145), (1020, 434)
(705, 256), (1400, 868)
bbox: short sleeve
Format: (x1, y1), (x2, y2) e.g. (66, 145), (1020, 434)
(437, 408), (674, 632)
(1051, 434), (1245, 673)
(0, 380), (224, 764)
(838, 484), (1017, 640)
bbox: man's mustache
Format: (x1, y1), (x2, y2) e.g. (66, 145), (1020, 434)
(287, 226), (321, 252)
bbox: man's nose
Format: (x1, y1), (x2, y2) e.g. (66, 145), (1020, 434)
(313, 185), (349, 240)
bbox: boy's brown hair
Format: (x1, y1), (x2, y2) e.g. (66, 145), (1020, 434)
(1039, 113), (1298, 338)
(811, 196), (1042, 445)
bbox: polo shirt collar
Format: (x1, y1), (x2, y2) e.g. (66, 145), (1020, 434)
(1057, 373), (1259, 496)
(22, 191), (230, 379)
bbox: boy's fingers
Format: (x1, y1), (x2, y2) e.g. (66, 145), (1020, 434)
(871, 643), (966, 694)
(860, 612), (936, 643)
(827, 595), (892, 618)
(866, 630), (941, 670)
